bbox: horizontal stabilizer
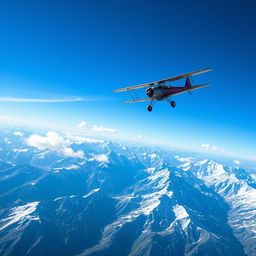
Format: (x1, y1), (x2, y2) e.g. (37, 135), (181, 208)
(172, 84), (211, 96)
(188, 83), (211, 91)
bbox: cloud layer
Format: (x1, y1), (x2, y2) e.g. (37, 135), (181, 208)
(26, 131), (84, 158)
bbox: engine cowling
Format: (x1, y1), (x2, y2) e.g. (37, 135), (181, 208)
(146, 87), (154, 97)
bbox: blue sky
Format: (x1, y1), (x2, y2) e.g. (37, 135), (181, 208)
(0, 0), (256, 159)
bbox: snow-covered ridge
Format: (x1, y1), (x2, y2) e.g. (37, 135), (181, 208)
(192, 160), (256, 256)
(13, 149), (29, 152)
(161, 204), (191, 233)
(0, 202), (39, 231)
(83, 188), (100, 198)
(79, 167), (172, 255)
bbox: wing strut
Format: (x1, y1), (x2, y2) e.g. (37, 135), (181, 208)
(128, 89), (136, 102)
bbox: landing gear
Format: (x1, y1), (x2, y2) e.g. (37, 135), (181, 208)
(171, 101), (176, 108)
(166, 98), (176, 109)
(147, 105), (153, 112)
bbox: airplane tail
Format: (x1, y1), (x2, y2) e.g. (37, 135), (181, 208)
(184, 76), (211, 93)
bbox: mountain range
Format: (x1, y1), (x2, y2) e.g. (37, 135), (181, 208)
(0, 128), (255, 256)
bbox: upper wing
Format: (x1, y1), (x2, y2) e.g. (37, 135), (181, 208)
(113, 68), (212, 92)
(172, 84), (211, 97)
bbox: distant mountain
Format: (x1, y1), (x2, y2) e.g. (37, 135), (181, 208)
(0, 128), (255, 256)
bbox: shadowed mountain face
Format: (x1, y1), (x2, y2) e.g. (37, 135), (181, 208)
(0, 129), (255, 256)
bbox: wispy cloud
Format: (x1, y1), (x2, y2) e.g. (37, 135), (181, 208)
(0, 97), (83, 103)
(78, 121), (117, 133)
(66, 134), (104, 144)
(0, 115), (14, 121)
(78, 121), (89, 128)
(92, 125), (117, 133)
(201, 143), (224, 152)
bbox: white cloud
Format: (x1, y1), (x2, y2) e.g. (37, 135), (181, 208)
(13, 131), (24, 136)
(62, 147), (84, 158)
(26, 131), (84, 158)
(93, 154), (109, 163)
(27, 132), (67, 151)
(78, 121), (88, 128)
(233, 160), (240, 165)
(0, 97), (83, 103)
(92, 126), (117, 133)
(174, 156), (194, 163)
(201, 143), (224, 152)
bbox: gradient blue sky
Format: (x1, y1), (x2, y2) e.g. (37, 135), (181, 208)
(0, 0), (256, 158)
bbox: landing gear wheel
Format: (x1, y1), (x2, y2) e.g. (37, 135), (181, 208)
(171, 101), (176, 108)
(147, 105), (153, 112)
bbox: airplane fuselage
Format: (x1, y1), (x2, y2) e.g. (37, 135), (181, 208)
(146, 86), (187, 101)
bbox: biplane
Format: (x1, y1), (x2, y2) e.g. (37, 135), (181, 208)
(113, 68), (212, 111)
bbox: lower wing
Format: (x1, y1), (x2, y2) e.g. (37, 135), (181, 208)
(123, 84), (211, 103)
(123, 98), (152, 103)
